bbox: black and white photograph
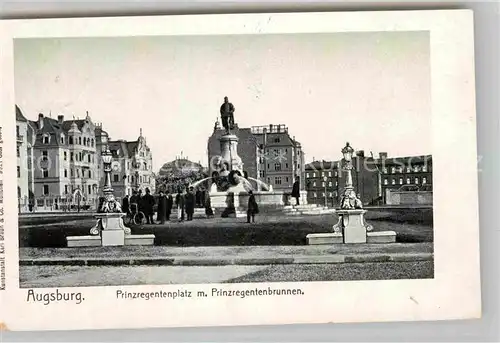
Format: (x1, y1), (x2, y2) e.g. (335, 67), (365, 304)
(0, 10), (480, 331)
(15, 30), (434, 287)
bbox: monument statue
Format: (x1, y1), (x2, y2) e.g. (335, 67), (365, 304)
(220, 96), (235, 133)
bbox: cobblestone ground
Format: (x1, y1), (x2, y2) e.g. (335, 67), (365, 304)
(19, 261), (433, 288)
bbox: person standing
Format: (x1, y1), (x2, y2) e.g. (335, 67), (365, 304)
(184, 187), (196, 221)
(142, 188), (155, 224)
(247, 190), (259, 223)
(165, 190), (174, 221)
(122, 194), (130, 215)
(292, 176), (301, 206)
(157, 190), (167, 224)
(175, 188), (185, 222)
(204, 191), (214, 218)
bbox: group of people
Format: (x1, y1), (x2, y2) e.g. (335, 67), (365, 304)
(121, 187), (210, 224)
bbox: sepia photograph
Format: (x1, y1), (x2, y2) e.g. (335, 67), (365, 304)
(0, 10), (480, 331)
(15, 31), (434, 288)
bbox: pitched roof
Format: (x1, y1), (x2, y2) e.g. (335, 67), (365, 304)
(15, 105), (27, 122)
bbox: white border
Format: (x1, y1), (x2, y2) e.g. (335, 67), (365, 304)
(0, 10), (480, 331)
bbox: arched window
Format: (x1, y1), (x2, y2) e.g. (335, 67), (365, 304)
(143, 162), (147, 170)
(78, 137), (82, 145)
(91, 139), (94, 147)
(69, 137), (74, 144)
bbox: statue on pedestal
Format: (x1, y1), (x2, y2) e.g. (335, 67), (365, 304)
(220, 96), (235, 133)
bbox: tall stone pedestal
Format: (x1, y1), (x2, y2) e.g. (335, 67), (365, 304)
(334, 209), (372, 243)
(220, 134), (243, 172)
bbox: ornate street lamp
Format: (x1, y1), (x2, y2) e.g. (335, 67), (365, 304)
(339, 142), (362, 210)
(98, 145), (122, 213)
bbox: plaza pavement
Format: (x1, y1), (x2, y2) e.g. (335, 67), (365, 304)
(20, 243), (433, 266)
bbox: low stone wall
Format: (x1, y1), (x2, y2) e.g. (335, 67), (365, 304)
(386, 190), (433, 205)
(210, 190), (307, 210)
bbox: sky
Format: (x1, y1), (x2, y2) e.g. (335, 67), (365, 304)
(14, 31), (431, 171)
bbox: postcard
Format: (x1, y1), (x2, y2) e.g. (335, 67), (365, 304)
(0, 9), (480, 331)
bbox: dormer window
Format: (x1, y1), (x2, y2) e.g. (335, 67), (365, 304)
(69, 137), (74, 144)
(43, 135), (50, 144)
(60, 135), (65, 144)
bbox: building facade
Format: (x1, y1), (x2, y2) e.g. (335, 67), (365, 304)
(377, 153), (433, 203)
(305, 151), (433, 207)
(305, 151), (380, 207)
(107, 130), (156, 200)
(207, 123), (305, 192)
(15, 106), (155, 212)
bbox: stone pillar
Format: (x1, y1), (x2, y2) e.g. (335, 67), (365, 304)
(219, 134), (243, 173)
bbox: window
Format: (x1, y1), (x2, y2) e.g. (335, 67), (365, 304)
(143, 162), (148, 171)
(82, 170), (85, 178)
(16, 146), (20, 157)
(267, 163), (270, 170)
(88, 155), (91, 163)
(274, 137), (280, 143)
(321, 192), (325, 197)
(321, 182), (325, 187)
(312, 172), (316, 177)
(285, 163), (289, 169)
(69, 137), (74, 144)
(391, 167), (396, 173)
(64, 185), (68, 194)
(399, 178), (403, 185)
(60, 136), (64, 144)
(334, 171), (338, 177)
(275, 176), (282, 185)
(406, 167), (412, 173)
(313, 181), (317, 187)
(274, 163), (281, 171)
(273, 149), (280, 157)
(113, 174), (119, 182)
(285, 177), (289, 183)
(267, 177), (271, 184)
(384, 178), (388, 185)
(88, 185), (92, 194)
(70, 152), (74, 161)
(17, 166), (20, 178)
(306, 173), (310, 178)
(131, 176), (134, 183)
(413, 165), (420, 172)
(88, 171), (92, 178)
(64, 169), (68, 178)
(313, 192), (317, 198)
(76, 169), (79, 177)
(259, 170), (265, 178)
(328, 171), (332, 177)
(91, 139), (94, 147)
(64, 151), (67, 161)
(422, 177), (427, 184)
(392, 179), (396, 185)
(42, 150), (48, 161)
(43, 169), (48, 178)
(415, 177), (419, 184)
(16, 125), (20, 137)
(382, 167), (388, 174)
(406, 178), (411, 184)
(43, 135), (50, 144)
(422, 165), (428, 172)
(70, 169), (74, 177)
(43, 185), (49, 195)
(78, 137), (82, 145)
(79, 152), (82, 161)
(328, 181), (332, 187)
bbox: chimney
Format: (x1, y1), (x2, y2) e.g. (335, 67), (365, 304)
(38, 113), (44, 129)
(356, 150), (365, 157)
(379, 152), (388, 159)
(57, 115), (64, 124)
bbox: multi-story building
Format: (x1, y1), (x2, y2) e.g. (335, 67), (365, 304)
(15, 105), (155, 212)
(207, 123), (305, 192)
(16, 106), (35, 212)
(305, 151), (433, 207)
(107, 130), (155, 200)
(305, 151), (380, 207)
(377, 153), (433, 203)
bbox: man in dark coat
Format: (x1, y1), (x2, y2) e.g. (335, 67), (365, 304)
(175, 189), (185, 222)
(122, 194), (130, 215)
(220, 96), (235, 133)
(292, 176), (301, 206)
(157, 191), (167, 224)
(142, 188), (156, 224)
(184, 187), (196, 221)
(165, 190), (174, 221)
(247, 190), (259, 223)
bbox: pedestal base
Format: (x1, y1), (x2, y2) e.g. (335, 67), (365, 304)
(101, 229), (125, 246)
(334, 209), (373, 244)
(306, 232), (344, 245)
